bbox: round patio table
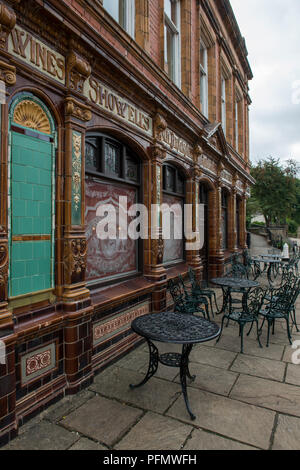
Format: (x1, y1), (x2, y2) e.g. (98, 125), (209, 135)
(252, 257), (283, 284)
(130, 312), (220, 421)
(211, 277), (259, 315)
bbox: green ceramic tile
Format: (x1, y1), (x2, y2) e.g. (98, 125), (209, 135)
(26, 166), (39, 184)
(20, 182), (33, 200)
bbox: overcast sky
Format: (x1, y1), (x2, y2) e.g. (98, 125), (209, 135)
(230, 0), (300, 166)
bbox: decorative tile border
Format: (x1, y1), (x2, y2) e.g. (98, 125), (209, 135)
(93, 301), (150, 347)
(72, 131), (82, 225)
(20, 342), (57, 386)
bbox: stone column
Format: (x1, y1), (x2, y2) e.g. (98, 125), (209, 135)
(209, 179), (224, 278)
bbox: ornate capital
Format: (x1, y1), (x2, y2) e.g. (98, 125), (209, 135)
(150, 143), (166, 162)
(65, 96), (92, 122)
(0, 60), (16, 85)
(0, 2), (16, 50)
(66, 51), (91, 93)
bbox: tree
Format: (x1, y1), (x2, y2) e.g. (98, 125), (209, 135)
(249, 157), (297, 227)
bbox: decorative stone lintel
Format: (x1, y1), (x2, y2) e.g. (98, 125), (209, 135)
(65, 96), (92, 122)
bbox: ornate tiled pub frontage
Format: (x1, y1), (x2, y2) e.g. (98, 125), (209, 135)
(0, 0), (253, 443)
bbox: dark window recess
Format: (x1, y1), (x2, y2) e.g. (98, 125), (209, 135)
(126, 155), (139, 183)
(85, 135), (140, 185)
(163, 164), (185, 196)
(105, 140), (121, 177)
(85, 139), (98, 170)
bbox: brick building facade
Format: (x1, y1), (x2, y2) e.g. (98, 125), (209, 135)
(0, 0), (253, 442)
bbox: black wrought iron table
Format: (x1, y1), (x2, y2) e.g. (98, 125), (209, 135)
(130, 312), (220, 420)
(211, 277), (259, 314)
(252, 257), (283, 284)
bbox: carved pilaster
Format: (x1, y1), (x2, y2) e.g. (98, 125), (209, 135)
(64, 237), (87, 286)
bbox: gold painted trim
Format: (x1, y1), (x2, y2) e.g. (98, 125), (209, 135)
(13, 100), (51, 134)
(8, 289), (56, 310)
(12, 234), (51, 242)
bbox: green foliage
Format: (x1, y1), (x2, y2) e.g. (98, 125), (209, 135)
(249, 157), (298, 227)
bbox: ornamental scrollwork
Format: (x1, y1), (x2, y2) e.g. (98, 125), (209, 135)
(0, 243), (8, 289)
(72, 132), (82, 212)
(64, 238), (87, 282)
(65, 97), (92, 122)
(0, 2), (16, 50)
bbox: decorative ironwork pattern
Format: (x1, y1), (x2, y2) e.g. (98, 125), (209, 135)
(131, 312), (220, 344)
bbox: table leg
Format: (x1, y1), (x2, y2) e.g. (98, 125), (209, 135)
(180, 344), (196, 421)
(218, 287), (230, 315)
(129, 339), (158, 389)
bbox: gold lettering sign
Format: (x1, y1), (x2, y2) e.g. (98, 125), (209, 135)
(84, 77), (153, 137)
(8, 26), (65, 84)
(160, 128), (193, 160)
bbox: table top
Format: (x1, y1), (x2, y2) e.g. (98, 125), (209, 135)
(260, 254), (282, 259)
(131, 312), (220, 345)
(211, 277), (259, 289)
(252, 257), (282, 263)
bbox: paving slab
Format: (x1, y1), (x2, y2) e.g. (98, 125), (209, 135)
(272, 414), (300, 450)
(183, 428), (257, 451)
(213, 333), (285, 360)
(61, 395), (143, 447)
(285, 363), (300, 386)
(1, 420), (79, 450)
(230, 374), (300, 417)
(44, 389), (95, 423)
(69, 437), (108, 450)
(189, 344), (237, 370)
(115, 412), (193, 451)
(167, 388), (275, 450)
(89, 366), (181, 414)
(175, 363), (238, 397)
(230, 354), (286, 382)
(282, 344), (299, 363)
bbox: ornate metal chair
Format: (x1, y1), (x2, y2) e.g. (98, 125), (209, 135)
(216, 286), (265, 353)
(259, 277), (300, 346)
(243, 249), (262, 280)
(187, 267), (219, 317)
(167, 277), (210, 320)
(226, 256), (249, 312)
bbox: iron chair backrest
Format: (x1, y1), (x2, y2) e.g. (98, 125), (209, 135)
(244, 287), (265, 317)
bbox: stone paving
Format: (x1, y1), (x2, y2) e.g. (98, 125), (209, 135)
(2, 299), (300, 450)
(2, 239), (300, 450)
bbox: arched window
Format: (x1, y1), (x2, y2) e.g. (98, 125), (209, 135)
(162, 163), (185, 265)
(85, 133), (141, 287)
(221, 189), (228, 251)
(8, 94), (56, 298)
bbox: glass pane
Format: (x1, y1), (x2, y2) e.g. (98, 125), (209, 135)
(103, 0), (119, 23)
(164, 0), (172, 18)
(165, 24), (174, 79)
(126, 155), (139, 182)
(163, 194), (184, 264)
(165, 166), (176, 192)
(177, 173), (184, 194)
(105, 141), (120, 177)
(85, 139), (98, 170)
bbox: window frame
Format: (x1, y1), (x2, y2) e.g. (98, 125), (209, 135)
(162, 163), (185, 267)
(103, 0), (135, 39)
(200, 41), (209, 118)
(164, 0), (181, 88)
(221, 76), (227, 137)
(85, 133), (143, 289)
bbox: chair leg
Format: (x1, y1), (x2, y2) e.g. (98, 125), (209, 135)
(285, 317), (293, 345)
(247, 321), (254, 337)
(266, 319), (272, 347)
(292, 308), (299, 332)
(272, 320), (275, 335)
(255, 319), (263, 348)
(240, 323), (245, 354)
(216, 316), (226, 344)
(209, 297), (215, 318)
